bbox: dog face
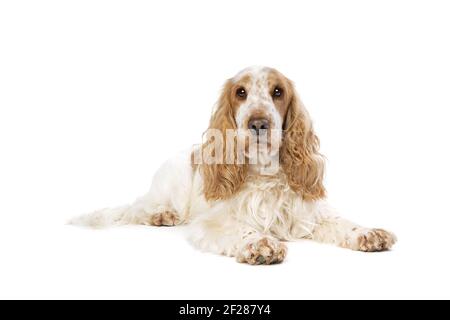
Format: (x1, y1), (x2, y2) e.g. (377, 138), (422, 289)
(197, 66), (326, 202)
(232, 67), (291, 130)
(231, 67), (291, 155)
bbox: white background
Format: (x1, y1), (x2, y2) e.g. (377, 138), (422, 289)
(1, 0), (449, 299)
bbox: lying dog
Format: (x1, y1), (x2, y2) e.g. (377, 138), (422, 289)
(71, 66), (396, 265)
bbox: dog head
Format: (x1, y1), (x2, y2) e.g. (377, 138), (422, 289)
(197, 66), (325, 201)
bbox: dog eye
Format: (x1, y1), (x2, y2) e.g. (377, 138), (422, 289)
(272, 87), (283, 98)
(236, 87), (247, 98)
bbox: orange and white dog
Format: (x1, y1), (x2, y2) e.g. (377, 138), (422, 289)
(71, 66), (396, 265)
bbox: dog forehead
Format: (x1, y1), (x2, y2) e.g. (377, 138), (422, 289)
(232, 66), (272, 98)
(232, 66), (269, 84)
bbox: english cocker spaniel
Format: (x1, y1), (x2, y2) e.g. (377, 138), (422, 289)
(71, 66), (396, 265)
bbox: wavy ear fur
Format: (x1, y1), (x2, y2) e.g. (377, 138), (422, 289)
(281, 84), (326, 201)
(197, 80), (248, 201)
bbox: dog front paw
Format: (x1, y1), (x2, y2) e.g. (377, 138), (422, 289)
(236, 237), (287, 265)
(357, 228), (397, 252)
(149, 211), (181, 226)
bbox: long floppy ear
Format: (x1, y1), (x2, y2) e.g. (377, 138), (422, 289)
(281, 84), (326, 201)
(196, 80), (248, 201)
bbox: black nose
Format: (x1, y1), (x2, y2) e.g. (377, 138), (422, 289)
(248, 118), (270, 135)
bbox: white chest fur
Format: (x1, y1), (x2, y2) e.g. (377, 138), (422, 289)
(190, 171), (318, 240)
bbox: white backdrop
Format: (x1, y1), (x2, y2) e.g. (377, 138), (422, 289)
(1, 0), (449, 299)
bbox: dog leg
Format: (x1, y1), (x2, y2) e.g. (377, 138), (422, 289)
(311, 215), (397, 252)
(188, 211), (287, 265)
(69, 152), (192, 228)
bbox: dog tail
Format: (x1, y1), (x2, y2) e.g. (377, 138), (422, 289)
(69, 198), (148, 228)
